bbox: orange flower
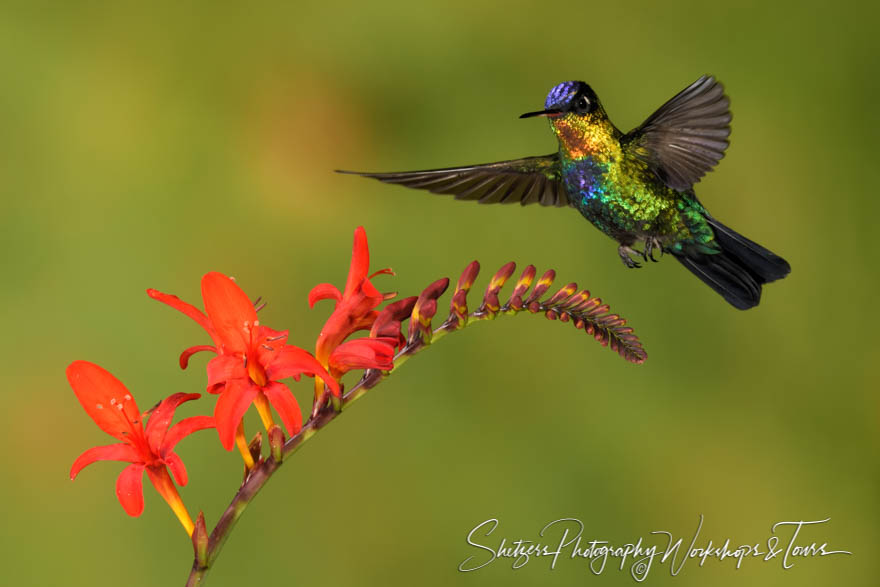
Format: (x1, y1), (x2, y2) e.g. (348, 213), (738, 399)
(149, 273), (335, 452)
(68, 361), (213, 535)
(309, 227), (397, 404)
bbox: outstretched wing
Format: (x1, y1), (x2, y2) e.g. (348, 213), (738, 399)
(337, 154), (569, 207)
(623, 75), (731, 191)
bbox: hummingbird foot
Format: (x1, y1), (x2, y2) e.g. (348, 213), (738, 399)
(643, 236), (663, 263)
(618, 245), (642, 269)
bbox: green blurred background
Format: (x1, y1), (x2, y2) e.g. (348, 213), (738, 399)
(2, 1), (877, 585)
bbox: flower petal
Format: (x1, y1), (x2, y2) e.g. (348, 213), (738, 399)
(213, 379), (259, 450)
(70, 443), (140, 480)
(269, 346), (341, 397)
(254, 325), (288, 368)
(328, 338), (396, 374)
(308, 283), (342, 308)
(266, 345), (327, 380)
(265, 346), (340, 397)
(342, 226), (370, 298)
(163, 452), (188, 486)
(67, 361), (144, 444)
(314, 294), (382, 363)
(206, 354), (246, 393)
(144, 393), (201, 453)
(346, 277), (385, 322)
(147, 288), (218, 345)
(261, 382), (302, 437)
(180, 345), (217, 369)
(162, 416), (215, 454)
(116, 463), (146, 517)
(201, 272), (258, 354)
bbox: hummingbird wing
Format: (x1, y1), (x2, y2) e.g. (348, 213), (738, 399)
(622, 75), (731, 191)
(337, 154), (569, 207)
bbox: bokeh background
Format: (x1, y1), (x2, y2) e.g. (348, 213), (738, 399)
(2, 1), (877, 585)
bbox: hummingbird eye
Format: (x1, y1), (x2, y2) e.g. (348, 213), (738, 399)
(573, 95), (592, 115)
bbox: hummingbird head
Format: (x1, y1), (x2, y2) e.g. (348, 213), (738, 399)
(519, 81), (602, 120)
(521, 81), (616, 158)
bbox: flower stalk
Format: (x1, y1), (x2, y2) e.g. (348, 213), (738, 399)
(68, 227), (646, 587)
(185, 257), (646, 585)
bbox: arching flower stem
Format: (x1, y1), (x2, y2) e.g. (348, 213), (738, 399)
(185, 258), (645, 585)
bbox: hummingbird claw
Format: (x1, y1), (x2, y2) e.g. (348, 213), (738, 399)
(644, 236), (663, 262)
(618, 245), (642, 269)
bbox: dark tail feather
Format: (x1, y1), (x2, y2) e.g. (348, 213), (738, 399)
(675, 218), (791, 310)
(706, 217), (791, 283)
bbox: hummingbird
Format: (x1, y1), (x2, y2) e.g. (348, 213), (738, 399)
(340, 75), (790, 309)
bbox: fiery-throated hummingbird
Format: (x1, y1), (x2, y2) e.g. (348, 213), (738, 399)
(340, 75), (790, 309)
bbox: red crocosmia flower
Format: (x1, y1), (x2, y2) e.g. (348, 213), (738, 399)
(309, 227), (398, 394)
(68, 361), (213, 535)
(148, 272), (337, 451)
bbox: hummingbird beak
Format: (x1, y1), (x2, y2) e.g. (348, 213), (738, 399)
(519, 109), (562, 119)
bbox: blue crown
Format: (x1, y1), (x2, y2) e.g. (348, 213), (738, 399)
(544, 81), (583, 110)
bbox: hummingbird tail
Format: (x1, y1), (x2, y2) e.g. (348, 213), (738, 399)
(674, 217), (790, 310)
